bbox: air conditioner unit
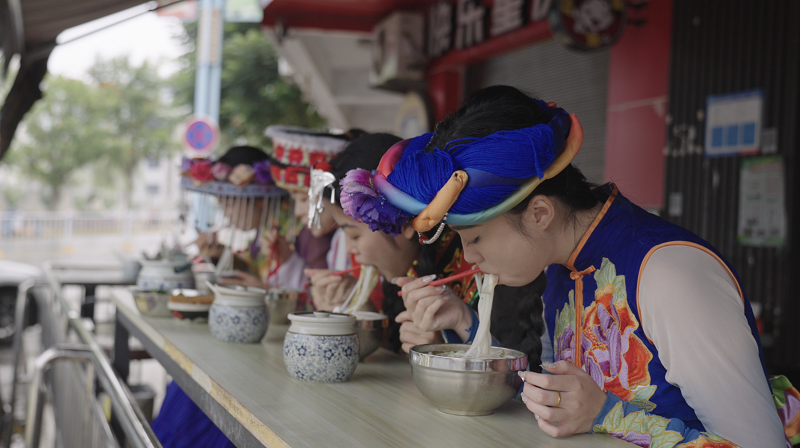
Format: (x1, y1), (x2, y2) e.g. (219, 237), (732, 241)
(370, 11), (427, 92)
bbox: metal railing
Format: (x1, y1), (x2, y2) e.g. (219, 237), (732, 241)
(0, 211), (180, 242)
(3, 263), (162, 448)
(26, 345), (118, 448)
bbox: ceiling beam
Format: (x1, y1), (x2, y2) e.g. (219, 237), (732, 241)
(264, 29), (350, 130)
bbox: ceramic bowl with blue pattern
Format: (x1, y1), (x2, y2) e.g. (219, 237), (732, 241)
(283, 312), (358, 383)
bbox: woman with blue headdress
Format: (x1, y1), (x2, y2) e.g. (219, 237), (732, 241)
(342, 86), (785, 447)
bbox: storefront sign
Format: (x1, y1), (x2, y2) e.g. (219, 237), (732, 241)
(549, 0), (626, 51)
(738, 156), (786, 247)
(704, 89), (763, 157)
(427, 0), (556, 58)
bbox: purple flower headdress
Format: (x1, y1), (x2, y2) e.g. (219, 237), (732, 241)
(252, 159), (273, 185)
(340, 168), (410, 236)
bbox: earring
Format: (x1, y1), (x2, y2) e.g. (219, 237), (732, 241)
(418, 215), (447, 245)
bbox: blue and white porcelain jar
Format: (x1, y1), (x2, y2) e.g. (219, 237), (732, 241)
(284, 312), (358, 383)
(136, 259), (195, 291)
(207, 284), (269, 344)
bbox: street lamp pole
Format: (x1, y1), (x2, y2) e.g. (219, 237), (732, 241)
(192, 0), (225, 233)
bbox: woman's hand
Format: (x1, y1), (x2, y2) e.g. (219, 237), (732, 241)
(304, 269), (358, 312)
(216, 270), (264, 289)
(519, 360), (608, 437)
(261, 229), (292, 265)
(396, 311), (443, 353)
(394, 276), (472, 338)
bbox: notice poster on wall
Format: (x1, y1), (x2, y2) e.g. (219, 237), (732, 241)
(738, 156), (786, 247)
(705, 89), (763, 157)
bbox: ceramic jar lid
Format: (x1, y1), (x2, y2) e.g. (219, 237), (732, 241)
(209, 284), (267, 308)
(352, 311), (389, 329)
(352, 311), (388, 321)
(288, 312), (356, 336)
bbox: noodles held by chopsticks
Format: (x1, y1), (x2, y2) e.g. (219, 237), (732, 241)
(464, 274), (498, 359)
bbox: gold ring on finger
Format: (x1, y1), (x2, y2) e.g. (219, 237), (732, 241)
(555, 391), (561, 408)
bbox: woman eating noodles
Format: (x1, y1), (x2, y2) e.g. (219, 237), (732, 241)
(344, 85), (785, 447)
(304, 133), (480, 353)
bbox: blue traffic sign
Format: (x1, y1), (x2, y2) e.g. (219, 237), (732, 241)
(182, 115), (220, 157)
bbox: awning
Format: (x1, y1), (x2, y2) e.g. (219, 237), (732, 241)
(0, 0), (147, 161)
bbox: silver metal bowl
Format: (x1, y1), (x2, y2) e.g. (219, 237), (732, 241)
(132, 289), (172, 318)
(409, 343), (527, 416)
(266, 289), (300, 325)
(353, 312), (389, 361)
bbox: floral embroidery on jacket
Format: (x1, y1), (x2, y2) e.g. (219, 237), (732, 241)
(675, 435), (740, 448)
(554, 258), (656, 411)
(593, 403), (739, 448)
(594, 402), (682, 447)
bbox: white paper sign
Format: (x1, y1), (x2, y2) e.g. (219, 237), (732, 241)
(738, 156), (786, 247)
(705, 89), (763, 157)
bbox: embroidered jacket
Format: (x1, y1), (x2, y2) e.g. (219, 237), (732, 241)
(543, 184), (768, 447)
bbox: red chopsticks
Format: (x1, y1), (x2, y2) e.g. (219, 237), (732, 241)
(303, 266), (361, 289)
(328, 266), (360, 277)
(396, 268), (482, 296)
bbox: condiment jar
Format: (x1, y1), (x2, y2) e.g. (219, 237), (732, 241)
(207, 283), (269, 344)
(136, 259), (195, 291)
(283, 312), (358, 382)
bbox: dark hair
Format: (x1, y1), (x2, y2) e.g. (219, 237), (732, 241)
(427, 85), (552, 152)
(507, 164), (604, 233)
(329, 133), (402, 204)
(217, 145), (269, 167)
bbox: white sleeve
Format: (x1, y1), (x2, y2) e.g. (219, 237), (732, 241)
(326, 228), (350, 271)
(639, 245), (784, 448)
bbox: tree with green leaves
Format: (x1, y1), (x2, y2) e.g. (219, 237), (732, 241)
(172, 23), (324, 148)
(6, 75), (114, 209)
(88, 57), (179, 209)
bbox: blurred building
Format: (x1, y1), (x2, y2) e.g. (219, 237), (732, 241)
(0, 153), (182, 212)
(130, 154), (183, 213)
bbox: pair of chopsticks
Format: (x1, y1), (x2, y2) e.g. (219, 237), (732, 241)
(304, 266), (361, 288)
(328, 266), (360, 277)
(396, 268), (483, 296)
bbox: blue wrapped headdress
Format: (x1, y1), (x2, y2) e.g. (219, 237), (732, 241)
(340, 100), (584, 243)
